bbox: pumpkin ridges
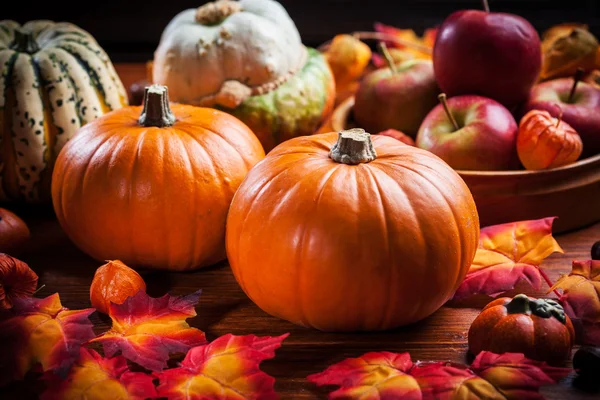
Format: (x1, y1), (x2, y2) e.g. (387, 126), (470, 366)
(296, 162), (345, 328)
(59, 35), (127, 100)
(51, 48), (107, 125)
(31, 54), (59, 202)
(0, 52), (19, 200)
(50, 49), (86, 127)
(382, 158), (478, 293)
(230, 155), (336, 321)
(373, 163), (450, 323)
(227, 154), (316, 295)
(55, 41), (120, 111)
(56, 131), (116, 250)
(34, 52), (80, 160)
(181, 123), (264, 171)
(11, 53), (47, 201)
(362, 166), (394, 329)
(178, 134), (200, 266)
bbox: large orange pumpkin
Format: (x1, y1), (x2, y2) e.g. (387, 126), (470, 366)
(52, 85), (264, 270)
(226, 129), (479, 331)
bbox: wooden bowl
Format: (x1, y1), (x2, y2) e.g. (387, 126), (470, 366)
(327, 96), (600, 233)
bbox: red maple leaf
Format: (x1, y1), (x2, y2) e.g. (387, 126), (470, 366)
(41, 348), (156, 400)
(156, 333), (288, 400)
(550, 259), (600, 344)
(309, 351), (570, 399)
(0, 293), (95, 386)
(453, 217), (563, 300)
(307, 352), (421, 399)
(88, 289), (206, 371)
(470, 352), (570, 398)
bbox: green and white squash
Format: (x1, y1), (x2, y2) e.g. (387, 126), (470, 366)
(153, 0), (335, 151)
(0, 20), (127, 202)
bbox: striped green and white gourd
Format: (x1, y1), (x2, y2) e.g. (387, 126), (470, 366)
(0, 20), (127, 202)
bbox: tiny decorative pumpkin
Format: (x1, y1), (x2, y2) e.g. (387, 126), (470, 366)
(468, 294), (575, 364)
(0, 208), (30, 255)
(90, 260), (146, 314)
(518, 110), (583, 170)
(0, 20), (128, 202)
(226, 129), (480, 331)
(52, 85), (265, 271)
(152, 0), (335, 151)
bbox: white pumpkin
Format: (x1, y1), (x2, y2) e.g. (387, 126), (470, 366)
(0, 20), (127, 202)
(153, 0), (307, 108)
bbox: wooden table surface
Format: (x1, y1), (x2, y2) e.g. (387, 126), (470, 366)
(3, 65), (600, 399)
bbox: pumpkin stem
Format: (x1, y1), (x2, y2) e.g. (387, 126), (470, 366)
(196, 0), (242, 25)
(10, 29), (39, 54)
(378, 42), (397, 74)
(506, 294), (567, 324)
(438, 93), (460, 131)
(138, 85), (176, 127)
(568, 68), (585, 104)
(330, 128), (377, 165)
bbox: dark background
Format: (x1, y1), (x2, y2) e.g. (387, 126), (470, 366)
(5, 0), (600, 62)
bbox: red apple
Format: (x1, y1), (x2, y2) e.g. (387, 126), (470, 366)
(433, 4), (541, 108)
(354, 59), (439, 137)
(416, 94), (519, 170)
(523, 77), (600, 157)
(376, 129), (416, 146)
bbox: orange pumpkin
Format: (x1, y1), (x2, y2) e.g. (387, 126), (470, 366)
(52, 85), (265, 271)
(90, 260), (146, 314)
(468, 294), (575, 364)
(517, 109), (583, 170)
(0, 208), (30, 255)
(226, 129), (479, 331)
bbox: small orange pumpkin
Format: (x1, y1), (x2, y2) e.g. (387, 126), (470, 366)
(52, 85), (265, 270)
(517, 109), (583, 170)
(468, 294), (575, 364)
(0, 208), (30, 255)
(90, 260), (146, 314)
(226, 129), (479, 331)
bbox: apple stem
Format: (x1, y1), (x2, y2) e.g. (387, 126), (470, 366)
(378, 42), (397, 74)
(438, 93), (459, 131)
(482, 0), (490, 12)
(568, 68), (585, 104)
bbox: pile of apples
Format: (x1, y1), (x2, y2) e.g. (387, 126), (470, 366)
(348, 0), (600, 171)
